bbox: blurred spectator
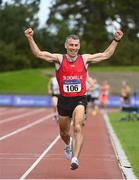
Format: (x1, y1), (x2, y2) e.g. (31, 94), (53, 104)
(84, 73), (95, 124)
(120, 81), (131, 106)
(86, 73), (96, 105)
(90, 79), (100, 115)
(48, 74), (60, 122)
(99, 80), (110, 109)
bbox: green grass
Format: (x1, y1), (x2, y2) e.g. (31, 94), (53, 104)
(0, 66), (139, 95)
(88, 65), (139, 72)
(0, 68), (54, 95)
(108, 112), (139, 178)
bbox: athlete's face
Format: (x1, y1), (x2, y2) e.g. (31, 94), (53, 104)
(65, 38), (80, 58)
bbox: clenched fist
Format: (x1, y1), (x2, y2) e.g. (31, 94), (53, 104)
(24, 28), (34, 38)
(114, 29), (123, 42)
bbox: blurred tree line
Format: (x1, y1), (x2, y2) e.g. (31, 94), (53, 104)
(0, 0), (139, 72)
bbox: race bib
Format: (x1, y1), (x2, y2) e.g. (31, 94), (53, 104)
(63, 79), (81, 92)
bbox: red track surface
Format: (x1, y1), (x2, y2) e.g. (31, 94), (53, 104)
(0, 107), (123, 179)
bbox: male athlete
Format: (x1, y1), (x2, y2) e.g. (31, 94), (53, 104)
(48, 74), (60, 122)
(24, 28), (123, 170)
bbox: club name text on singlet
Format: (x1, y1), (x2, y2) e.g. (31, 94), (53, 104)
(56, 54), (87, 97)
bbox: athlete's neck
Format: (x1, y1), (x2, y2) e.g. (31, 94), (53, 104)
(66, 54), (78, 62)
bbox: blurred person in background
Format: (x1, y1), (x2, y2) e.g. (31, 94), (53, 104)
(48, 73), (60, 122)
(84, 73), (95, 123)
(120, 80), (131, 106)
(90, 79), (100, 116)
(99, 80), (110, 110)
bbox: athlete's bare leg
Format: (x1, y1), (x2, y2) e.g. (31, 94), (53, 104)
(58, 116), (71, 145)
(72, 105), (85, 158)
(52, 96), (58, 121)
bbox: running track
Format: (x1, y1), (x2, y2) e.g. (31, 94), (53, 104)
(0, 107), (124, 179)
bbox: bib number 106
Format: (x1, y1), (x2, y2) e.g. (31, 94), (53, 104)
(64, 84), (81, 92)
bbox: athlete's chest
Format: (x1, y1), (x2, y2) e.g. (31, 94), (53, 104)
(61, 59), (85, 74)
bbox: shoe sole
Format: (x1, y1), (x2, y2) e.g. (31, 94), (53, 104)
(71, 162), (79, 170)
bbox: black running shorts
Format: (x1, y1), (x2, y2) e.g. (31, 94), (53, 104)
(57, 95), (87, 118)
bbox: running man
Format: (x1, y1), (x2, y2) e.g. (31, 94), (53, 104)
(24, 28), (123, 170)
(48, 74), (60, 122)
(84, 73), (95, 123)
(99, 80), (110, 109)
(86, 73), (95, 104)
(90, 79), (100, 115)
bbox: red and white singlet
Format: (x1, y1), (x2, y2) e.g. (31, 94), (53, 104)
(56, 55), (87, 97)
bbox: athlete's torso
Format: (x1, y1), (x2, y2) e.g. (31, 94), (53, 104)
(56, 54), (87, 97)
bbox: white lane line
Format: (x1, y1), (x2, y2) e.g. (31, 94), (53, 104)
(0, 108), (8, 114)
(0, 109), (45, 124)
(19, 134), (60, 180)
(0, 108), (6, 112)
(0, 113), (56, 141)
(0, 108), (26, 116)
(103, 111), (137, 179)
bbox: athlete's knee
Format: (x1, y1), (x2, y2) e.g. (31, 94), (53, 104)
(60, 130), (69, 138)
(73, 123), (82, 134)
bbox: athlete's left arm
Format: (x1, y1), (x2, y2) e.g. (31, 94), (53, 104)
(84, 29), (123, 63)
(86, 72), (96, 91)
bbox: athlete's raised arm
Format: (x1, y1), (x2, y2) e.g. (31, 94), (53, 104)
(83, 29), (123, 64)
(24, 28), (61, 63)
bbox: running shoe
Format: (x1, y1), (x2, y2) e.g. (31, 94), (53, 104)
(64, 137), (72, 160)
(71, 157), (79, 170)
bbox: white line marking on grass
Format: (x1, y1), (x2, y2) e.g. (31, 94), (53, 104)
(19, 134), (60, 180)
(0, 113), (56, 141)
(0, 109), (45, 124)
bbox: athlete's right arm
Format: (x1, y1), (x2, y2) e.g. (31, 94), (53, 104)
(24, 28), (61, 63)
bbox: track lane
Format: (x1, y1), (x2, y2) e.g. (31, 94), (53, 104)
(0, 107), (9, 113)
(0, 107), (123, 179)
(0, 108), (59, 179)
(0, 107), (27, 118)
(0, 108), (53, 137)
(26, 110), (123, 179)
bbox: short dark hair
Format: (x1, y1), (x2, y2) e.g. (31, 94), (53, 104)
(65, 34), (80, 43)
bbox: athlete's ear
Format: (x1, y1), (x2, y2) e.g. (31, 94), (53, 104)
(64, 42), (67, 49)
(78, 43), (80, 49)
